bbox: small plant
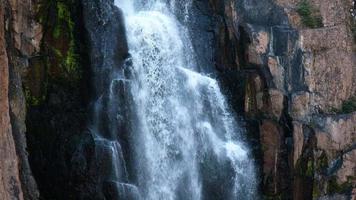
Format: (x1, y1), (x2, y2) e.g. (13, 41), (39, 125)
(340, 96), (356, 113)
(351, 19), (356, 43)
(329, 96), (356, 114)
(297, 0), (323, 28)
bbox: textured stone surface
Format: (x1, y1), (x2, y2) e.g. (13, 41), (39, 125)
(275, 0), (352, 27)
(0, 0), (354, 199)
(8, 0), (42, 56)
(214, 0), (355, 199)
(268, 89), (285, 119)
(0, 0), (42, 199)
(315, 114), (356, 154)
(268, 56), (285, 90)
(260, 120), (282, 190)
(6, 0), (41, 199)
(247, 30), (269, 65)
(292, 121), (304, 166)
(0, 2), (24, 199)
(291, 92), (310, 120)
(300, 25), (354, 111)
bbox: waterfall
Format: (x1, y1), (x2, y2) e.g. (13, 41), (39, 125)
(92, 0), (259, 199)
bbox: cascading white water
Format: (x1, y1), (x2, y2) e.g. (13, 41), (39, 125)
(115, 0), (258, 199)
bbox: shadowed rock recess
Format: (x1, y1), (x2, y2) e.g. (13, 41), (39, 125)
(0, 0), (354, 199)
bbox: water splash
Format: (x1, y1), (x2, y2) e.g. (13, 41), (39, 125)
(115, 0), (258, 199)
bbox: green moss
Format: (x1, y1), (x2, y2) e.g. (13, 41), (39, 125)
(54, 1), (81, 80)
(315, 152), (328, 172)
(327, 176), (353, 194)
(340, 96), (356, 113)
(297, 0), (323, 28)
(53, 48), (62, 57)
(352, 20), (356, 43)
(54, 2), (74, 39)
(64, 40), (81, 78)
(312, 181), (321, 199)
(306, 159), (314, 177)
(329, 96), (356, 114)
(244, 81), (256, 114)
(312, 152), (328, 199)
(40, 0), (81, 81)
(25, 0), (82, 108)
(295, 158), (314, 177)
(24, 86), (44, 106)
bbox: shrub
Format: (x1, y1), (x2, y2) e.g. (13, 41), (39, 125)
(297, 0), (323, 28)
(351, 20), (356, 43)
(340, 96), (356, 113)
(329, 96), (356, 114)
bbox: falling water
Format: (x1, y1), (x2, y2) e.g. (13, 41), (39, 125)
(111, 0), (258, 199)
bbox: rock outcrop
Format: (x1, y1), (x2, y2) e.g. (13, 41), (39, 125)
(208, 0), (355, 199)
(0, 0), (354, 199)
(1, 0), (40, 199)
(0, 2), (23, 199)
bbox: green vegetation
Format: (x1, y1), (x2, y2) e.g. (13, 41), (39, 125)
(24, 0), (82, 107)
(312, 152), (328, 198)
(330, 96), (356, 114)
(305, 159), (314, 177)
(315, 152), (328, 172)
(312, 181), (321, 199)
(38, 0), (81, 80)
(53, 2), (73, 39)
(297, 0), (323, 28)
(340, 96), (356, 113)
(327, 176), (354, 194)
(295, 157), (315, 178)
(24, 87), (41, 106)
(244, 82), (256, 114)
(54, 1), (81, 80)
(352, 20), (356, 43)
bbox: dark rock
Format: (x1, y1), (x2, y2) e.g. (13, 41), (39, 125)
(103, 181), (141, 200)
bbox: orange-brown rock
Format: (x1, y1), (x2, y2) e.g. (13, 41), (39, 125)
(235, 0), (355, 198)
(292, 121), (304, 167)
(268, 56), (285, 91)
(315, 114), (356, 155)
(268, 89), (285, 119)
(275, 0), (352, 27)
(8, 0), (42, 56)
(291, 92), (310, 120)
(0, 2), (24, 199)
(260, 120), (284, 194)
(247, 31), (269, 65)
(300, 25), (354, 111)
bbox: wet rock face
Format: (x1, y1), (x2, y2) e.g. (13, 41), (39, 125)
(207, 0), (296, 198)
(82, 0), (129, 96)
(24, 0), (91, 199)
(77, 0), (131, 199)
(0, 0), (354, 199)
(208, 0), (355, 199)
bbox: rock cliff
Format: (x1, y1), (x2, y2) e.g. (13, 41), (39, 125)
(0, 0), (354, 199)
(209, 0), (356, 199)
(1, 0), (40, 199)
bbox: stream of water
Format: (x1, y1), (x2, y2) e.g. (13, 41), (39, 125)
(92, 0), (260, 199)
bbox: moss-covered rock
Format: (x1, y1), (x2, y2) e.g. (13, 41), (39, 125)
(24, 0), (82, 107)
(25, 0), (90, 199)
(327, 176), (353, 194)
